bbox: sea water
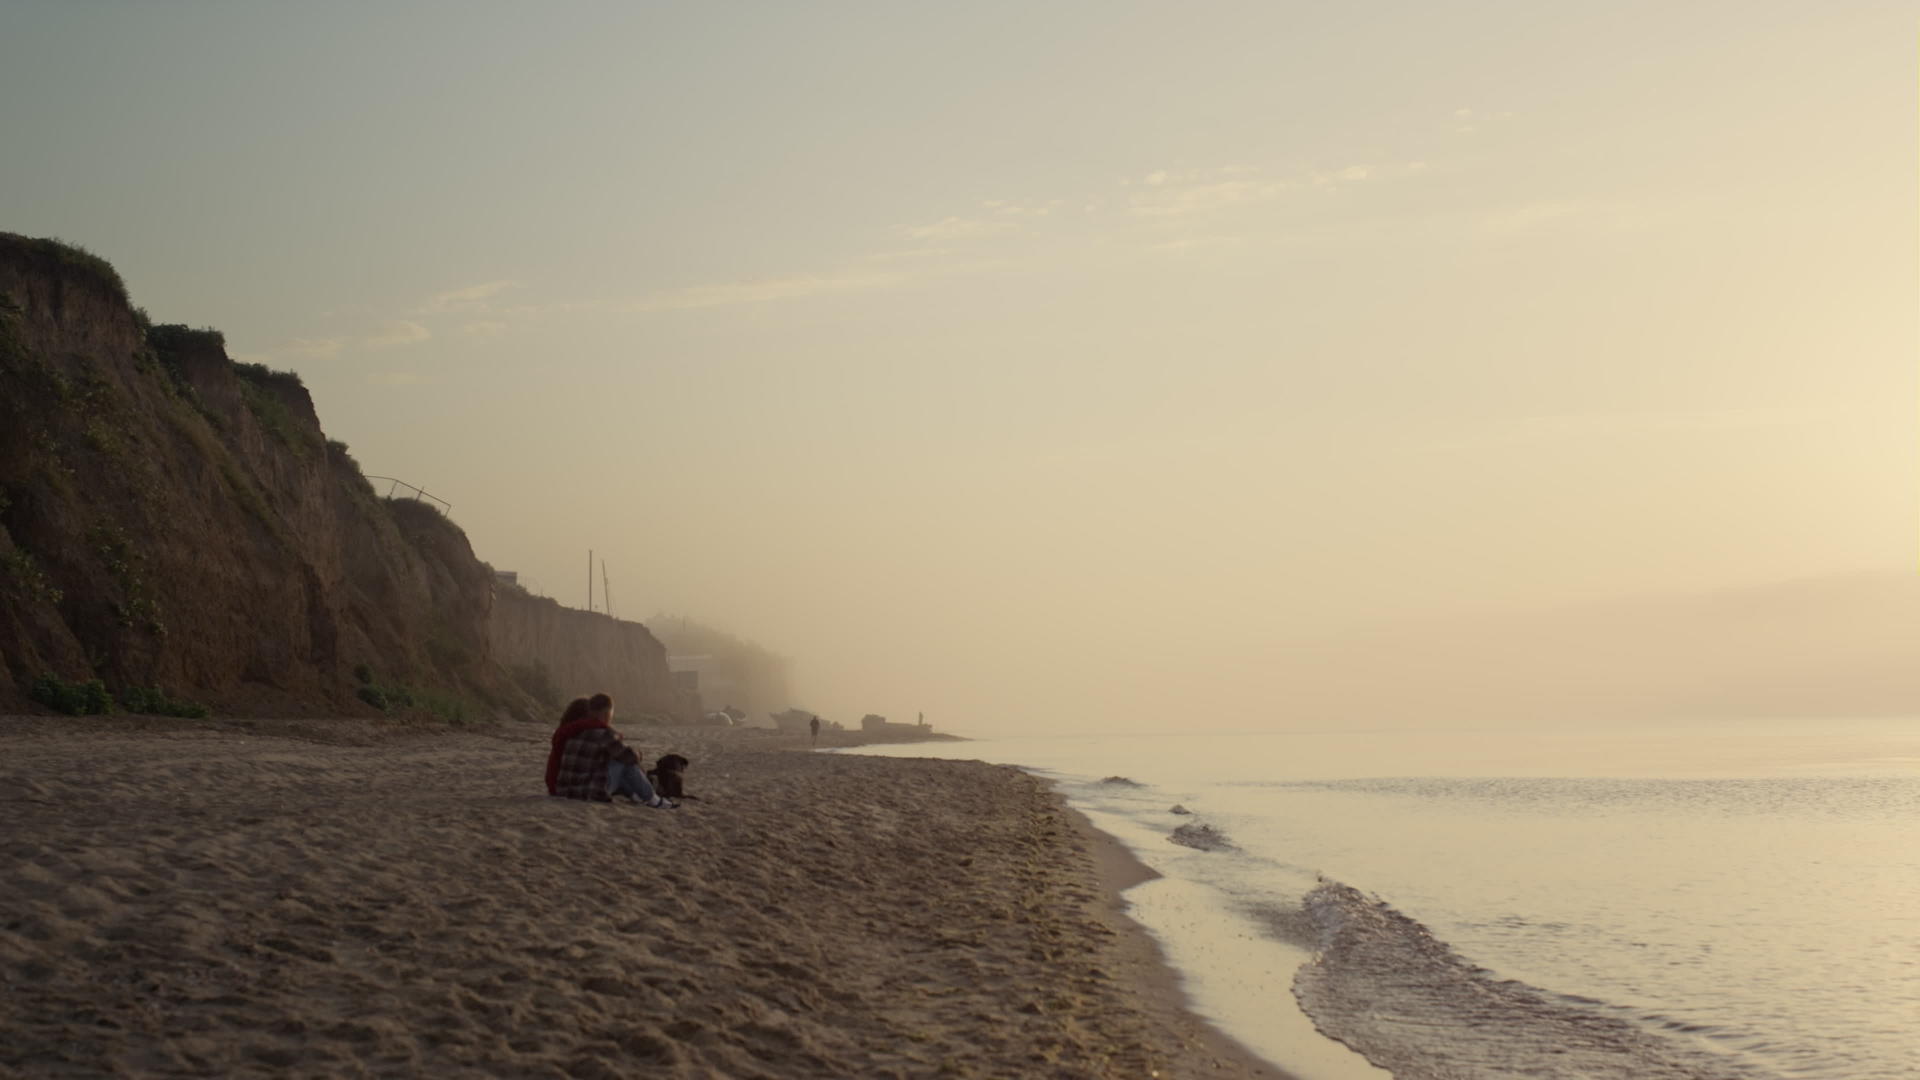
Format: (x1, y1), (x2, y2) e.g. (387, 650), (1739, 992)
(841, 720), (1920, 1080)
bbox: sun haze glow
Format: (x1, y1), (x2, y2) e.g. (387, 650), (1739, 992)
(3, 1), (1911, 734)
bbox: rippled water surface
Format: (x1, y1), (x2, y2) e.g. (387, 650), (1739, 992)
(847, 721), (1920, 1080)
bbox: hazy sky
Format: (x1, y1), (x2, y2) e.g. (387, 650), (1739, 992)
(3, 2), (1913, 733)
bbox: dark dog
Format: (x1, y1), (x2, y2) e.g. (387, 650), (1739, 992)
(646, 754), (693, 800)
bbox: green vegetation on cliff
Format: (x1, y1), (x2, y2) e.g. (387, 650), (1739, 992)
(0, 234), (523, 720)
(0, 233), (130, 305)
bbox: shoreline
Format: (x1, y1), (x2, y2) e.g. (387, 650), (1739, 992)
(1055, 797), (1290, 1079)
(832, 741), (1387, 1080)
(0, 716), (1288, 1078)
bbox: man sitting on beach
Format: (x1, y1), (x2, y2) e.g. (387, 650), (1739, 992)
(548, 693), (677, 809)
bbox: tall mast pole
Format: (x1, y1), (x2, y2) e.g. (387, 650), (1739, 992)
(602, 559), (613, 619)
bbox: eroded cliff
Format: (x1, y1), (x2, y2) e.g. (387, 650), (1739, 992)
(0, 235), (514, 715)
(490, 586), (690, 722)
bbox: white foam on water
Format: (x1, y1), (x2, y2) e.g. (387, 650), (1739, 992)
(1072, 797), (1389, 1080)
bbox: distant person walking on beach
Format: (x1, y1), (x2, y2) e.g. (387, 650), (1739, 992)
(810, 714), (821, 745)
(545, 693), (676, 808)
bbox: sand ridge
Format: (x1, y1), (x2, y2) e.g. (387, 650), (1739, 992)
(0, 720), (1271, 1078)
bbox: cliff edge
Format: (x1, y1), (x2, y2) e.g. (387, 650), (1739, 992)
(0, 235), (523, 716)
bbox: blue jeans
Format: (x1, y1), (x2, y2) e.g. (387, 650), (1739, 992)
(606, 759), (658, 802)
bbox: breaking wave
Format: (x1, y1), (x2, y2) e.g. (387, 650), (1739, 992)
(1168, 821), (1235, 851)
(1289, 881), (1779, 1080)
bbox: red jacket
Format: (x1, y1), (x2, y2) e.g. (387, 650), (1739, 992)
(545, 715), (607, 794)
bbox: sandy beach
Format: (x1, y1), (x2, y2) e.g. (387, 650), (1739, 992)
(0, 717), (1278, 1079)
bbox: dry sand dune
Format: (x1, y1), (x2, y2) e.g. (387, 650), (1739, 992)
(0, 719), (1273, 1079)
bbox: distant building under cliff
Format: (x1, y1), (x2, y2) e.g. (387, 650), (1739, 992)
(771, 708), (846, 734)
(651, 616), (791, 724)
(860, 713), (932, 736)
(668, 653), (734, 722)
(771, 708), (814, 734)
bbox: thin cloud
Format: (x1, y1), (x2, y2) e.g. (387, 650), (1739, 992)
(506, 255), (1007, 318)
(367, 372), (431, 386)
(986, 200), (1061, 218)
(1428, 408), (1830, 452)
(623, 269), (905, 313)
(1521, 409), (1828, 436)
(1145, 233), (1249, 253)
(461, 320), (509, 339)
(279, 337), (345, 359)
(1448, 106), (1510, 135)
(1309, 165), (1374, 187)
(864, 247), (959, 262)
(1129, 178), (1288, 217)
(902, 216), (1014, 242)
(235, 337), (342, 365)
(493, 153), (1426, 323)
(420, 279), (517, 313)
(1122, 163), (1373, 217)
(364, 320), (431, 348)
(1483, 200), (1638, 235)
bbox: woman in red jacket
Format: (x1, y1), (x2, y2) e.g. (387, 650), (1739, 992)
(543, 697), (596, 795)
(545, 693), (676, 808)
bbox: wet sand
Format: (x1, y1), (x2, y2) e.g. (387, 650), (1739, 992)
(0, 717), (1280, 1079)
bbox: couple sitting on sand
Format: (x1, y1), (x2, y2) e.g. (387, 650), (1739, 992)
(543, 693), (678, 809)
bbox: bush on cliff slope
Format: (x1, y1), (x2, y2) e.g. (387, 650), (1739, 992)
(27, 675), (114, 716)
(0, 235), (129, 305)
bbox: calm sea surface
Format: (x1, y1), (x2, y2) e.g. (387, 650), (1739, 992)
(844, 720), (1920, 1080)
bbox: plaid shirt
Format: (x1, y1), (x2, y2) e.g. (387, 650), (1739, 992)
(553, 727), (640, 801)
